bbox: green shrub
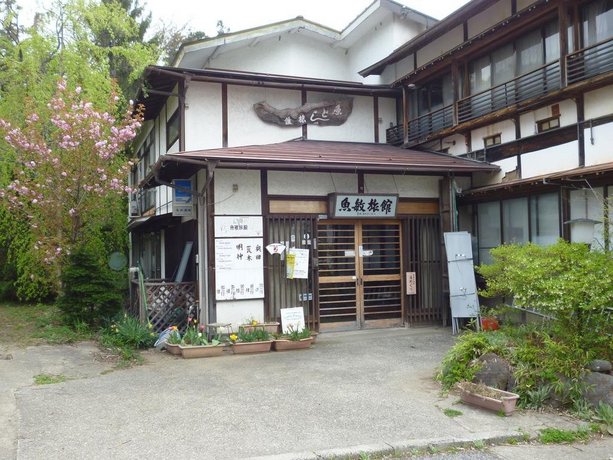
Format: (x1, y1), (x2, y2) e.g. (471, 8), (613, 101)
(101, 313), (156, 350)
(478, 241), (613, 352)
(56, 246), (123, 327)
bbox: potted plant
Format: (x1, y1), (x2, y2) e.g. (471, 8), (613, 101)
(179, 319), (226, 359)
(240, 318), (280, 334)
(273, 326), (313, 351)
(164, 326), (182, 356)
(456, 381), (519, 416)
(230, 327), (273, 354)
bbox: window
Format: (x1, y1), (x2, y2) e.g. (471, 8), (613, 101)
(582, 0), (613, 47)
(166, 109), (180, 150)
(537, 116), (560, 132)
(477, 201), (501, 264)
(483, 134), (501, 148)
(502, 198), (529, 243)
(530, 193), (560, 245)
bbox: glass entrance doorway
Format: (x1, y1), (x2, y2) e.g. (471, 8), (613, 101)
(317, 220), (403, 330)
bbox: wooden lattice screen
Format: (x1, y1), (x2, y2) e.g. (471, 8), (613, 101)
(130, 279), (197, 332)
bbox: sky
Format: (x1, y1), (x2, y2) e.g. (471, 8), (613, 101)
(19, 0), (470, 37)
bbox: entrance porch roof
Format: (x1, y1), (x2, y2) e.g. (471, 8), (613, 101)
(142, 139), (498, 188)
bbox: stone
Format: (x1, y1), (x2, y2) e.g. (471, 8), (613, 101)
(586, 359), (612, 373)
(472, 352), (514, 391)
(582, 371), (613, 407)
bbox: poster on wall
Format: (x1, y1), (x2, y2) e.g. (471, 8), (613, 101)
(286, 248), (309, 280)
(215, 238), (264, 300)
(172, 179), (194, 217)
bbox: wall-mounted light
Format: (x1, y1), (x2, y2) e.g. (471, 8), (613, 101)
(564, 218), (601, 246)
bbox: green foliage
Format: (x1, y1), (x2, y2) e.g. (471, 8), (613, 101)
(56, 246), (124, 326)
(166, 328), (182, 345)
(34, 373), (68, 385)
(538, 427), (590, 444)
(478, 241), (613, 344)
(443, 408), (463, 418)
(285, 326), (312, 341)
(593, 403), (613, 436)
(237, 327), (271, 343)
(101, 313), (156, 350)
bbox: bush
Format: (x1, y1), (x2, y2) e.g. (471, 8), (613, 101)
(100, 313), (156, 350)
(478, 240), (613, 356)
(56, 246), (124, 326)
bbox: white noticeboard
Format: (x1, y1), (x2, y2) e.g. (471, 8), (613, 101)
(280, 307), (305, 333)
(215, 238), (264, 300)
(286, 248), (309, 279)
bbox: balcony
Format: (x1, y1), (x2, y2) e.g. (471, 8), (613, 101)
(567, 36), (613, 85)
(387, 38), (613, 147)
(130, 188), (157, 217)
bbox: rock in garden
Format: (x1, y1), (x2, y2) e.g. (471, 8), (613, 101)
(582, 372), (613, 407)
(473, 352), (514, 391)
(586, 359), (612, 373)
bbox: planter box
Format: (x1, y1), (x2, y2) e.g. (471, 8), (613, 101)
(239, 322), (280, 334)
(164, 343), (182, 356)
(232, 340), (273, 354)
(179, 345), (226, 359)
(457, 382), (519, 416)
(273, 337), (313, 351)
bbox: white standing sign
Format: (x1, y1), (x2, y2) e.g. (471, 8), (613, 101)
(280, 307), (305, 333)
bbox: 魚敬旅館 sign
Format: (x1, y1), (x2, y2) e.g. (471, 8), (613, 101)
(328, 193), (398, 218)
(253, 99), (353, 127)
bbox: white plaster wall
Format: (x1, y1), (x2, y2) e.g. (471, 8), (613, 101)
(519, 99), (577, 136)
(443, 134), (467, 156)
(216, 299), (264, 330)
(307, 93), (375, 142)
(214, 169), (262, 215)
(347, 16), (423, 83)
(471, 120), (516, 150)
(417, 25), (463, 68)
(392, 54), (415, 83)
(228, 85), (302, 147)
(468, 0), (511, 38)
(378, 97), (397, 142)
(517, 0), (538, 10)
(268, 171), (357, 195)
(211, 33), (351, 81)
(364, 174), (439, 198)
(185, 82), (223, 151)
(472, 157), (517, 187)
(584, 86), (613, 119)
(521, 141), (579, 178)
(585, 122), (613, 166)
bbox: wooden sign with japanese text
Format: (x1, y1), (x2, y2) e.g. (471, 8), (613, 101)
(328, 193), (398, 218)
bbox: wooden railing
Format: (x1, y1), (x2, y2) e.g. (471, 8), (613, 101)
(130, 279), (197, 332)
(408, 104), (454, 143)
(458, 60), (560, 123)
(567, 36), (613, 84)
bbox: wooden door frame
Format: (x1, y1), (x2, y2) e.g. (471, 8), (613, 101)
(317, 219), (404, 330)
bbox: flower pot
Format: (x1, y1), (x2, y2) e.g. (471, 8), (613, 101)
(456, 382), (519, 416)
(240, 322), (280, 334)
(164, 343), (182, 356)
(273, 337), (313, 351)
(231, 340), (273, 354)
(179, 344), (226, 359)
(481, 316), (500, 331)
(310, 332), (319, 343)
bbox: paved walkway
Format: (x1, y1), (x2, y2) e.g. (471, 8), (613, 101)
(1, 327), (608, 459)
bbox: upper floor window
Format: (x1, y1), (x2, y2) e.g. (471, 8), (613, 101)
(467, 19), (559, 97)
(166, 109), (180, 150)
(582, 0), (613, 47)
(537, 116), (560, 133)
(483, 133), (501, 148)
(415, 73), (453, 117)
(136, 129), (155, 181)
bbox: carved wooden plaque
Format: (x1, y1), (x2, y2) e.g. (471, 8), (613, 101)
(253, 99), (353, 127)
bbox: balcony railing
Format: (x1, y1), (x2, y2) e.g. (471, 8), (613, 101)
(458, 60), (560, 123)
(567, 36), (613, 84)
(408, 104), (454, 143)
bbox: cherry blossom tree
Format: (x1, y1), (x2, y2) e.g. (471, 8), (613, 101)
(0, 78), (142, 292)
